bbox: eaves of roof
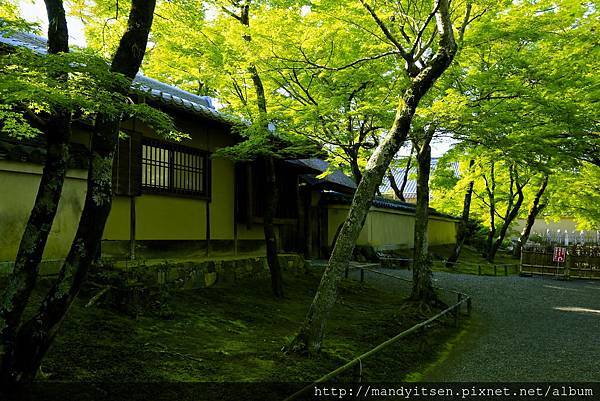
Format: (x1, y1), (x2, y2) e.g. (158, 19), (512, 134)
(0, 30), (240, 126)
(321, 191), (460, 221)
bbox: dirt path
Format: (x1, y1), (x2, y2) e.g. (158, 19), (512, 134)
(362, 269), (600, 381)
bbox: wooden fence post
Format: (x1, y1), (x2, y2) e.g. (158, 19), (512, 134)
(353, 359), (363, 382)
(478, 265), (481, 275)
(565, 250), (571, 280)
(519, 248), (523, 275)
(418, 326), (427, 352)
(455, 294), (462, 327)
(504, 265), (508, 276)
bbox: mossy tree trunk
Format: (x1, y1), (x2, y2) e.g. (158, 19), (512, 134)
(2, 115), (120, 386)
(410, 131), (437, 304)
(446, 159), (475, 267)
(514, 174), (549, 257)
(0, 0), (71, 382)
(289, 0), (457, 354)
(0, 0), (156, 387)
(239, 6), (284, 298)
(263, 156), (284, 298)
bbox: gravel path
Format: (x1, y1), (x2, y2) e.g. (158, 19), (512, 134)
(357, 269), (600, 382)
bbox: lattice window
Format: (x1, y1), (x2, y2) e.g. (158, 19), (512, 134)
(141, 139), (209, 197)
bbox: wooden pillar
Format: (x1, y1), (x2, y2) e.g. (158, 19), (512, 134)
(565, 247), (571, 280)
(205, 132), (211, 257)
(246, 163), (253, 229)
(233, 171), (238, 256)
(129, 196), (136, 260)
(206, 201), (211, 257)
(296, 181), (306, 256)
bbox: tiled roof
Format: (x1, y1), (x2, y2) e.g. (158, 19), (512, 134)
(379, 158), (459, 197)
(0, 136), (89, 169)
(286, 158), (357, 191)
(321, 191), (459, 220)
(0, 30), (237, 125)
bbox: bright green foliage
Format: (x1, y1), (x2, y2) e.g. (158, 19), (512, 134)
(545, 163), (600, 230)
(0, 19), (180, 141)
(440, 0), (598, 162)
(0, 2), (38, 34)
(433, 154), (522, 228)
(432, 149), (600, 232)
(428, 0), (599, 229)
(258, 4), (399, 175)
(4, 0), (597, 225)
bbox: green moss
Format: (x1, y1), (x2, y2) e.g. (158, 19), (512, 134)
(90, 154), (113, 206)
(430, 245), (519, 275)
(9, 271), (463, 387)
(403, 319), (474, 382)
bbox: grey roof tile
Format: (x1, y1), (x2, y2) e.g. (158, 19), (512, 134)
(320, 191), (459, 220)
(380, 158), (459, 197)
(286, 158), (357, 190)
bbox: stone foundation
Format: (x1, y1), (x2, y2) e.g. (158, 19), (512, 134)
(115, 253), (307, 290)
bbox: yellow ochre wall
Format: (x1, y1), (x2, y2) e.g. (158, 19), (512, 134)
(1, 116), (266, 263)
(327, 205), (457, 250)
(512, 217), (583, 235)
(0, 161), (87, 262)
(102, 117), (264, 242)
(0, 157), (264, 263)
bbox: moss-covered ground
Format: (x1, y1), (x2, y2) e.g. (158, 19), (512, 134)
(429, 245), (520, 276)
(12, 268), (462, 390)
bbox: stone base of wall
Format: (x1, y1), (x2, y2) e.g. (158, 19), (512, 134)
(0, 252), (307, 292)
(0, 259), (64, 276)
(114, 253), (307, 290)
(101, 239), (266, 261)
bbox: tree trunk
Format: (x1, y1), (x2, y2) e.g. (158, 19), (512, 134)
(482, 163), (496, 258)
(1, 115), (120, 386)
(398, 152), (412, 201)
(488, 169), (527, 262)
(350, 155), (363, 185)
(0, 0), (156, 387)
(514, 174), (548, 257)
(446, 159), (474, 267)
(387, 170), (402, 199)
(387, 151), (412, 202)
(263, 157), (284, 298)
(250, 65), (284, 298)
(411, 140), (437, 303)
(0, 0), (70, 378)
(288, 0), (457, 353)
(239, 7), (285, 298)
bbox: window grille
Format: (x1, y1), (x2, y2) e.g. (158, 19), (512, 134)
(141, 139), (209, 197)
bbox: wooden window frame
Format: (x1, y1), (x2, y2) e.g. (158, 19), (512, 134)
(141, 138), (211, 199)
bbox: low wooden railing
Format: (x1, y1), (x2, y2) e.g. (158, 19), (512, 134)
(437, 260), (519, 276)
(377, 256), (519, 276)
(521, 245), (600, 279)
(284, 266), (471, 401)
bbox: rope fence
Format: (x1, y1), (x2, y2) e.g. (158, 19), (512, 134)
(285, 264), (472, 401)
(376, 256), (519, 276)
